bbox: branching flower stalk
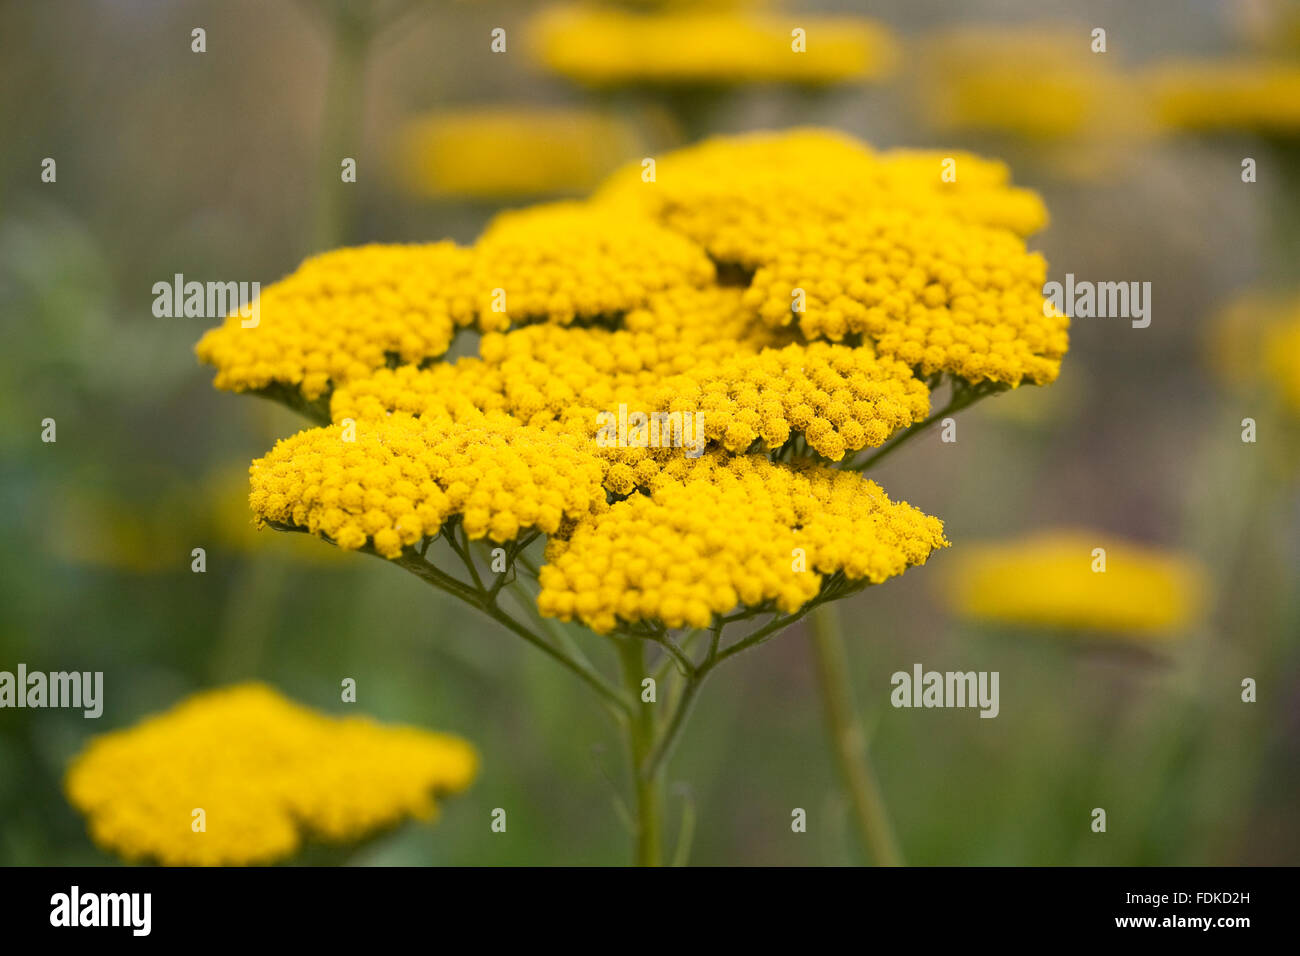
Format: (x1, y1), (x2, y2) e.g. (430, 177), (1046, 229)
(199, 130), (1067, 865)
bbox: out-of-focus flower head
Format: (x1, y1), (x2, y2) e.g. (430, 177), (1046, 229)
(917, 27), (1146, 143)
(945, 530), (1207, 639)
(65, 683), (477, 865)
(1144, 59), (1300, 135)
(1208, 290), (1300, 416)
(526, 4), (898, 88)
(396, 107), (645, 200)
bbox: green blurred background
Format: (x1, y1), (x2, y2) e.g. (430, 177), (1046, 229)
(1, 0), (1297, 865)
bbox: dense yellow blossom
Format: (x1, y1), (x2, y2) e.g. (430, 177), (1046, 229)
(333, 294), (928, 465)
(596, 129), (1049, 246)
(528, 5), (897, 87)
(397, 107), (644, 199)
(1145, 60), (1300, 134)
(249, 411), (609, 555)
(196, 242), (477, 401)
(945, 531), (1206, 638)
(471, 202), (715, 327)
(592, 131), (1065, 384)
(538, 453), (947, 633)
(743, 208), (1067, 385)
(65, 683), (477, 866)
(199, 128), (1066, 633)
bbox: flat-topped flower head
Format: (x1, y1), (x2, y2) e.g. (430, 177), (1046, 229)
(742, 208), (1066, 386)
(594, 129), (1049, 250)
(593, 130), (1065, 386)
(471, 202), (715, 328)
(527, 5), (898, 88)
(917, 28), (1147, 143)
(250, 411), (609, 555)
(538, 453), (947, 633)
(200, 127), (1068, 640)
(945, 531), (1207, 638)
(1145, 60), (1300, 135)
(65, 683), (477, 866)
(196, 242), (477, 404)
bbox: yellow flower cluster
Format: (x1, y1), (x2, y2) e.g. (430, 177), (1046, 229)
(203, 129), (1066, 628)
(680, 342), (930, 459)
(743, 209), (1067, 385)
(196, 242), (477, 401)
(539, 453), (947, 632)
(332, 292), (927, 466)
(1145, 60), (1300, 134)
(594, 130), (1065, 384)
(65, 683), (477, 866)
(527, 5), (897, 87)
(945, 531), (1206, 638)
(397, 107), (644, 199)
(597, 130), (1049, 248)
(250, 411), (609, 555)
(471, 202), (715, 327)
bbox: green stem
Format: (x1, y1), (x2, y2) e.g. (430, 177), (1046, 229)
(619, 638), (663, 866)
(808, 602), (903, 866)
(392, 549), (631, 716)
(310, 0), (372, 253)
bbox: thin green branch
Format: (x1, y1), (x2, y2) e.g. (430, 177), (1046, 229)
(809, 602), (903, 866)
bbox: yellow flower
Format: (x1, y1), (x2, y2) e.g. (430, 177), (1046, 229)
(65, 683), (477, 866)
(1145, 59), (1300, 134)
(472, 201), (715, 328)
(917, 28), (1147, 142)
(1261, 318), (1300, 414)
(249, 411), (609, 556)
(1208, 290), (1300, 416)
(945, 531), (1207, 638)
(196, 242), (477, 401)
(597, 130), (1065, 386)
(198, 128), (1067, 634)
(538, 452), (947, 633)
(396, 107), (645, 199)
(527, 5), (897, 87)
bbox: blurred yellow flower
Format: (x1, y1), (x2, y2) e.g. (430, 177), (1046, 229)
(1208, 290), (1300, 416)
(1261, 318), (1300, 414)
(65, 683), (477, 866)
(396, 107), (645, 200)
(1145, 59), (1300, 134)
(945, 531), (1207, 638)
(527, 4), (897, 87)
(918, 28), (1146, 142)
